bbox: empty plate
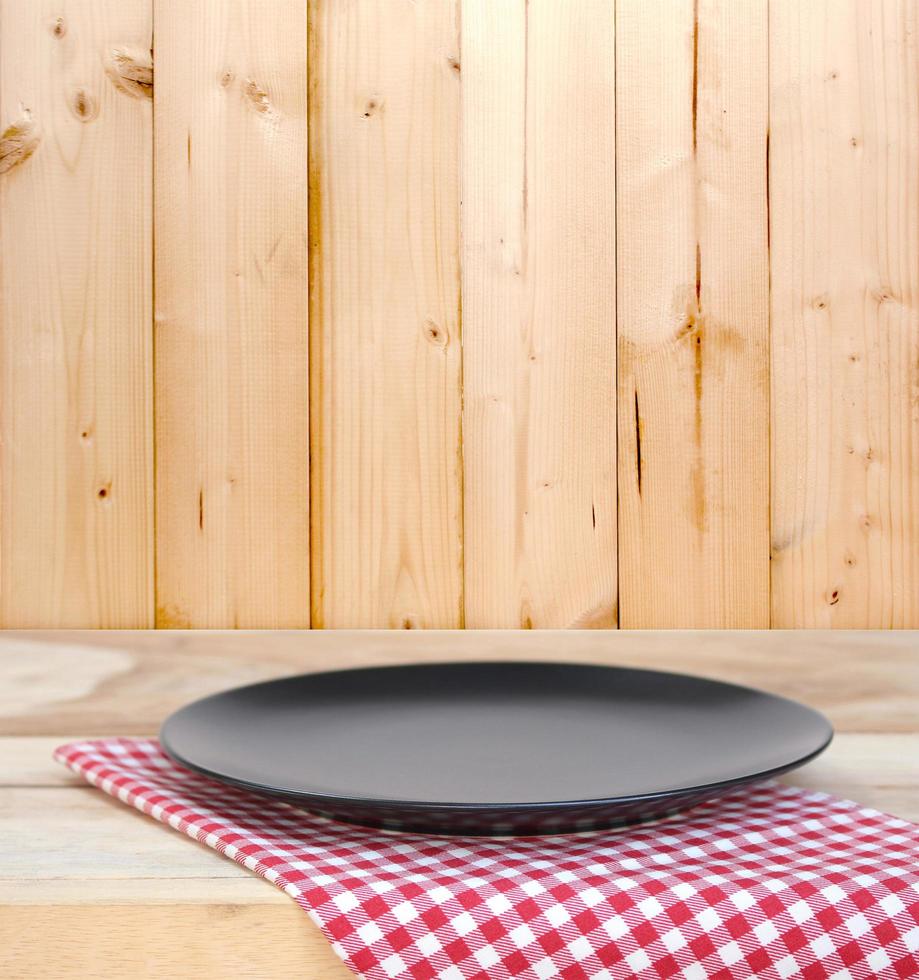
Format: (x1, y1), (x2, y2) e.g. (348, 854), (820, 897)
(161, 661), (832, 835)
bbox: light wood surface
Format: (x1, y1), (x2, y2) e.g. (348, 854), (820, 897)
(2, 2), (917, 630)
(1, 630), (916, 979)
(153, 0), (310, 629)
(616, 0), (770, 628)
(0, 906), (348, 980)
(770, 0), (919, 628)
(0, 0), (153, 627)
(3, 628), (918, 735)
(308, 0), (463, 628)
(462, 0), (617, 628)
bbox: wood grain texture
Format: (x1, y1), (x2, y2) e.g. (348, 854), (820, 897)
(154, 0), (310, 628)
(0, 906), (351, 980)
(4, 878), (291, 904)
(770, 0), (919, 628)
(461, 0), (617, 629)
(2, 630), (916, 736)
(9, 733), (919, 813)
(777, 733), (919, 818)
(309, 0), (462, 628)
(0, 737), (88, 786)
(0, 786), (248, 880)
(616, 0), (770, 628)
(0, 0), (153, 626)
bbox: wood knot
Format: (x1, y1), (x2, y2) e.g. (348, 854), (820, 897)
(826, 588), (840, 606)
(105, 47), (153, 99)
(96, 483), (112, 501)
(50, 16), (66, 38)
(447, 56), (460, 74)
(0, 113), (40, 175)
(70, 89), (98, 122)
(675, 310), (703, 342)
(423, 318), (448, 348)
(567, 599), (617, 629)
(362, 98), (381, 118)
(244, 80), (276, 119)
(219, 69), (235, 89)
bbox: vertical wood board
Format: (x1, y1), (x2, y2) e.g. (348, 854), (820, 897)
(309, 0), (463, 628)
(616, 0), (770, 628)
(0, 0), (153, 627)
(770, 0), (919, 627)
(462, 0), (617, 629)
(154, 0), (310, 628)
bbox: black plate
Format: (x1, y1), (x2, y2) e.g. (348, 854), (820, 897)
(161, 661), (832, 835)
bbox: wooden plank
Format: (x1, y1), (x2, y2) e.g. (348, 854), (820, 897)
(461, 0), (617, 629)
(770, 0), (919, 627)
(778, 733), (919, 817)
(308, 0), (462, 628)
(9, 734), (919, 810)
(2, 878), (289, 904)
(2, 630), (917, 736)
(0, 787), (248, 880)
(2, 740), (915, 883)
(154, 0), (310, 628)
(616, 0), (770, 627)
(0, 0), (153, 626)
(0, 781), (346, 976)
(0, 906), (351, 980)
(0, 737), (90, 786)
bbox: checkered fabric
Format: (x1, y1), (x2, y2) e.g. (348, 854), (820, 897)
(55, 739), (919, 980)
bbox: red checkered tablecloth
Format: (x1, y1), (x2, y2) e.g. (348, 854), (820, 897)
(55, 738), (919, 980)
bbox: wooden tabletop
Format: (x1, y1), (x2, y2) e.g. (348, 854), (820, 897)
(2, 630), (917, 979)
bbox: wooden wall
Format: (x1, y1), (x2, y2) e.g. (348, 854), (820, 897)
(0, 0), (915, 629)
